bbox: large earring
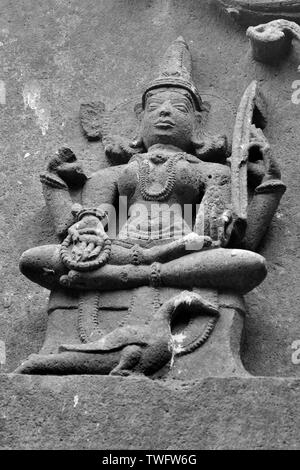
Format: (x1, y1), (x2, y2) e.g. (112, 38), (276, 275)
(134, 102), (144, 121)
(191, 110), (205, 156)
(131, 103), (146, 152)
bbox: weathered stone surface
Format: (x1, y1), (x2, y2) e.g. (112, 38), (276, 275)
(215, 0), (300, 26)
(79, 101), (105, 141)
(0, 0), (299, 378)
(0, 374), (299, 449)
(17, 27), (280, 377)
(247, 20), (300, 64)
(0, 0), (300, 448)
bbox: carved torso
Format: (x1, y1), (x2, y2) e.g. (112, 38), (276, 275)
(118, 152), (203, 204)
(116, 150), (230, 243)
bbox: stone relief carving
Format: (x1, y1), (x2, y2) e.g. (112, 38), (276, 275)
(247, 19), (300, 63)
(16, 37), (286, 378)
(215, 0), (300, 26)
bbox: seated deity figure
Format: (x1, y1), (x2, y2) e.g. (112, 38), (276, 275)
(16, 37), (285, 376)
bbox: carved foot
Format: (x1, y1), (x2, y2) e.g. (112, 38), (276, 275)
(109, 345), (142, 376)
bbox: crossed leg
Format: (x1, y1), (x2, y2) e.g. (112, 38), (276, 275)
(20, 243), (267, 294)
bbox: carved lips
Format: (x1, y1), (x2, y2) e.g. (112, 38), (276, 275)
(154, 119), (175, 129)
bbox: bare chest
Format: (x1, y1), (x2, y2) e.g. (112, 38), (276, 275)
(118, 154), (203, 204)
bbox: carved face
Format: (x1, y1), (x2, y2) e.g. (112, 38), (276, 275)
(141, 87), (198, 151)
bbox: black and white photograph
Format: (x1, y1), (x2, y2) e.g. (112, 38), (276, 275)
(0, 0), (299, 454)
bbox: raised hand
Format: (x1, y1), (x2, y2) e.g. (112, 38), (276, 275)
(47, 147), (87, 188)
(216, 210), (246, 247)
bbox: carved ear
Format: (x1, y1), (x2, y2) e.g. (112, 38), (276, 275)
(194, 110), (202, 127)
(134, 102), (144, 121)
(194, 101), (210, 127)
(191, 100), (211, 149)
(200, 100), (211, 113)
(192, 109), (204, 144)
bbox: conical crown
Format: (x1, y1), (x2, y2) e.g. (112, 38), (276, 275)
(142, 37), (202, 111)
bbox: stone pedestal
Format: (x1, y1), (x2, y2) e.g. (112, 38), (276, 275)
(1, 0), (299, 450)
(30, 287), (247, 379)
(0, 374), (299, 449)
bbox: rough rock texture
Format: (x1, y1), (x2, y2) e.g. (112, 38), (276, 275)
(246, 19), (300, 64)
(1, 0), (299, 378)
(79, 101), (105, 141)
(215, 0), (300, 25)
(0, 0), (300, 449)
(0, 374), (299, 449)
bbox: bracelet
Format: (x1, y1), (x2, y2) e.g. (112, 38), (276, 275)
(40, 172), (68, 190)
(76, 207), (108, 225)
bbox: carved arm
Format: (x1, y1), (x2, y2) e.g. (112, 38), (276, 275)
(194, 163), (235, 247)
(59, 165), (123, 271)
(40, 148), (87, 240)
(244, 131), (286, 251)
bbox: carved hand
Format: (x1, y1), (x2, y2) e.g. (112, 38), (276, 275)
(47, 148), (87, 189)
(217, 210), (246, 247)
(68, 215), (107, 262)
(249, 126), (281, 181)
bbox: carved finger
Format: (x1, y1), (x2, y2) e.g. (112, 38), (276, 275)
(88, 245), (102, 259)
(95, 224), (105, 234)
(84, 234), (103, 246)
(67, 270), (81, 284)
(71, 244), (81, 260)
(262, 148), (281, 179)
(81, 242), (95, 261)
(250, 126), (270, 152)
(68, 227), (80, 241)
(221, 210), (233, 226)
(77, 228), (95, 235)
(72, 241), (87, 262)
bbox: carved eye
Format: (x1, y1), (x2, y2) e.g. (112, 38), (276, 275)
(147, 103), (158, 111)
(174, 104), (188, 113)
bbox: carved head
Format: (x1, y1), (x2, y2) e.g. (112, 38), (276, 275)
(137, 37), (202, 152)
(140, 86), (201, 151)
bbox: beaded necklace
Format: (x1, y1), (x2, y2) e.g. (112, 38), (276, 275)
(138, 153), (184, 201)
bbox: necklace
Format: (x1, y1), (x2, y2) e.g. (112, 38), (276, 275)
(138, 153), (184, 201)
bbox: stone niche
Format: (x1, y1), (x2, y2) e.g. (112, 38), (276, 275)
(0, 0), (300, 449)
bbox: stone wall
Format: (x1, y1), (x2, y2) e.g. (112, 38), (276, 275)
(0, 0), (300, 450)
(1, 375), (299, 449)
(0, 0), (299, 377)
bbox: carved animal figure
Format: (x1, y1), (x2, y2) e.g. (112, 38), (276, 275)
(15, 291), (219, 376)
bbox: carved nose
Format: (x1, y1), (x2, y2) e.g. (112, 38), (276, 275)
(159, 109), (170, 116)
(158, 101), (172, 116)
